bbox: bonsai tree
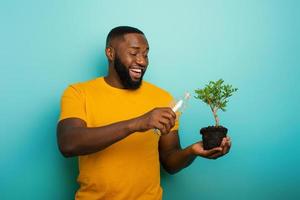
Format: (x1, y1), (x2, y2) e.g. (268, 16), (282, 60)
(194, 79), (238, 149)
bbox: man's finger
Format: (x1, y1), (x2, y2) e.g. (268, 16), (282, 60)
(163, 115), (174, 130)
(208, 151), (223, 159)
(222, 137), (231, 154)
(167, 108), (177, 119)
(227, 137), (231, 146)
(161, 111), (176, 123)
(204, 147), (222, 157)
(159, 118), (171, 132)
(221, 137), (227, 147)
(155, 123), (165, 134)
(159, 107), (176, 118)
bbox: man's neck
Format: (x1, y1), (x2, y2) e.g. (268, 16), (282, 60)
(104, 75), (125, 89)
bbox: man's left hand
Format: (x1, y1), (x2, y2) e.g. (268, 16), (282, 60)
(191, 137), (231, 159)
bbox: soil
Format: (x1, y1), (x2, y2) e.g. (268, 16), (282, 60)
(200, 126), (228, 150)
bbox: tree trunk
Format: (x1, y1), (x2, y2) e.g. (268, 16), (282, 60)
(213, 108), (219, 127)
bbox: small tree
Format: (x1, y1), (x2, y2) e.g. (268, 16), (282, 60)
(195, 79), (238, 127)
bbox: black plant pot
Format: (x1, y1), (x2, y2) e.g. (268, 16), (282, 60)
(200, 126), (228, 150)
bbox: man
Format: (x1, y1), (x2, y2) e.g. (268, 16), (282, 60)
(57, 26), (231, 200)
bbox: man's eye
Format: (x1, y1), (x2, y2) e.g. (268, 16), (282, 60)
(129, 52), (137, 56)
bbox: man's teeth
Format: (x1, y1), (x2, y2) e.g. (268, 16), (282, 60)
(131, 69), (142, 73)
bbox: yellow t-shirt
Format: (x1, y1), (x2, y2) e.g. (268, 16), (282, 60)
(59, 77), (179, 200)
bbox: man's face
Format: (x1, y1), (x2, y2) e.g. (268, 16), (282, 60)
(113, 33), (149, 89)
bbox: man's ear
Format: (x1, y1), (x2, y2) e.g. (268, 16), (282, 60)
(105, 47), (115, 62)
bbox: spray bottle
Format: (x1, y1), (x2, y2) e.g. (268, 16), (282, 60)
(155, 92), (191, 136)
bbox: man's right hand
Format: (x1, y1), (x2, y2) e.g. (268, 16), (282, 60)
(132, 107), (177, 135)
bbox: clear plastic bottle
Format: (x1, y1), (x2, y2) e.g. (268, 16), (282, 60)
(154, 92), (190, 136)
(171, 92), (191, 113)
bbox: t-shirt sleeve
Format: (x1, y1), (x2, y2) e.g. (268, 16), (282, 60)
(58, 85), (87, 122)
(166, 93), (180, 132)
(170, 112), (179, 132)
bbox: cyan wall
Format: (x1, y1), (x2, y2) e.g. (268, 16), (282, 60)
(1, 0), (299, 199)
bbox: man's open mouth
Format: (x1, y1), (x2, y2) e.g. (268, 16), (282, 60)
(129, 68), (143, 80)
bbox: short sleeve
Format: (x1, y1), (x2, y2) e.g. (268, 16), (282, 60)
(170, 113), (179, 132)
(166, 93), (180, 132)
(58, 85), (87, 122)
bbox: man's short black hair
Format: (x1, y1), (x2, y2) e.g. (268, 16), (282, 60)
(106, 26), (144, 47)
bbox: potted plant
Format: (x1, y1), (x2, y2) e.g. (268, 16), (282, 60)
(194, 79), (238, 150)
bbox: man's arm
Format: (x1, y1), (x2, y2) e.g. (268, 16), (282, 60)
(57, 107), (176, 157)
(159, 130), (231, 174)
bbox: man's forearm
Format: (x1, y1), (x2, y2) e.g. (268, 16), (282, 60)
(59, 118), (138, 157)
(161, 145), (197, 174)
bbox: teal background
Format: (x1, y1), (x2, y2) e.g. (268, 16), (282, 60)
(1, 0), (299, 199)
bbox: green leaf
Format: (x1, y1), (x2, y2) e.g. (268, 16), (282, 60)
(194, 79), (238, 122)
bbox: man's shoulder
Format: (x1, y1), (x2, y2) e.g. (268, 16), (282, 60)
(67, 77), (102, 90)
(60, 77), (103, 97)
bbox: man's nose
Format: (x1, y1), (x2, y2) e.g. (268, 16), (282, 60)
(136, 56), (147, 66)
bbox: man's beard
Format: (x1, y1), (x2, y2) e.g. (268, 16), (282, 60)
(114, 56), (145, 90)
